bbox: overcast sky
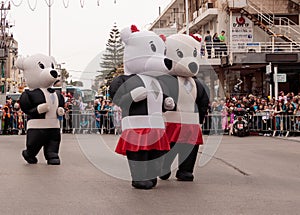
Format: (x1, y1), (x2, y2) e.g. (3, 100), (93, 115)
(8, 0), (170, 85)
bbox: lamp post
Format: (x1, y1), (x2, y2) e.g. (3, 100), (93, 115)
(48, 0), (52, 56)
(56, 62), (66, 93)
(185, 0), (189, 35)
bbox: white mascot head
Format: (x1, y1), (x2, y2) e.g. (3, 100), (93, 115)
(120, 25), (172, 76)
(165, 33), (202, 77)
(16, 53), (60, 89)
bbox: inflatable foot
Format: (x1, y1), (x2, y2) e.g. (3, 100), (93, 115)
(131, 181), (153, 190)
(22, 150), (38, 164)
(151, 178), (157, 187)
(47, 158), (61, 165)
(176, 170), (194, 181)
(159, 172), (171, 180)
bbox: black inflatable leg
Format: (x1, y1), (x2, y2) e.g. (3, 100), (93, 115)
(147, 150), (167, 187)
(22, 150), (38, 164)
(176, 144), (199, 181)
(44, 128), (61, 165)
(22, 129), (44, 164)
(126, 150), (153, 190)
(159, 142), (176, 180)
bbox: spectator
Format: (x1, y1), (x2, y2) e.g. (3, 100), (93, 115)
(218, 30), (227, 56)
(95, 110), (102, 134)
(107, 101), (115, 134)
(0, 104), (2, 134)
(63, 102), (72, 133)
(112, 103), (122, 135)
(71, 94), (81, 134)
(284, 99), (295, 131)
(100, 100), (110, 134)
(2, 104), (11, 135)
(212, 33), (220, 58)
(278, 91), (287, 104)
(219, 99), (228, 132)
(228, 106), (235, 135)
(79, 115), (90, 134)
(17, 108), (25, 135)
(262, 105), (272, 136)
(273, 100), (284, 136)
(204, 30), (212, 59)
(85, 101), (94, 112)
(210, 100), (222, 135)
(293, 104), (300, 130)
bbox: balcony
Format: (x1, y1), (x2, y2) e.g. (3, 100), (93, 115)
(178, 7), (218, 34)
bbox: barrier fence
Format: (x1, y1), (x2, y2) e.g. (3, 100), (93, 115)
(1, 111), (300, 137)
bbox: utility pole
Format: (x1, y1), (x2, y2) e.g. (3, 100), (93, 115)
(48, 0), (52, 56)
(185, 0), (189, 34)
(0, 1), (11, 97)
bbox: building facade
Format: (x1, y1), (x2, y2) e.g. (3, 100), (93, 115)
(149, 0), (300, 100)
(0, 36), (22, 95)
(0, 1), (23, 103)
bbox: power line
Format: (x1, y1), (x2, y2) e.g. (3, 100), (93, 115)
(62, 0), (69, 8)
(10, 0), (23, 7)
(26, 0), (37, 11)
(9, 0), (118, 9)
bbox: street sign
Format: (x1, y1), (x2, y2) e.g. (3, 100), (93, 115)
(274, 73), (286, 83)
(266, 64), (271, 74)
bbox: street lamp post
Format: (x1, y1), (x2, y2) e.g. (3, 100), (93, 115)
(48, 1), (52, 56)
(56, 62), (66, 93)
(185, 0), (189, 35)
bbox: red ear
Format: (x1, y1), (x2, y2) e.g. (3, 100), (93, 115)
(131, 25), (139, 32)
(159, 34), (166, 42)
(190, 33), (201, 42)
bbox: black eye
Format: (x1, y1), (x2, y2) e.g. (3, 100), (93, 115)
(177, 50), (183, 58)
(150, 43), (156, 52)
(51, 63), (55, 69)
(193, 48), (197, 57)
(38, 62), (45, 69)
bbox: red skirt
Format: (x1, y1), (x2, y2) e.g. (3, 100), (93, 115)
(115, 128), (170, 155)
(165, 122), (203, 145)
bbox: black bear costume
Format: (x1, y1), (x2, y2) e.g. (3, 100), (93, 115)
(16, 54), (65, 165)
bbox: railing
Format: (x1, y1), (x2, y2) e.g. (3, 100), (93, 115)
(247, 0), (275, 26)
(201, 41), (300, 60)
(272, 17), (300, 44)
(203, 113), (300, 137)
(2, 111), (300, 137)
(0, 110), (121, 135)
(247, 0), (300, 45)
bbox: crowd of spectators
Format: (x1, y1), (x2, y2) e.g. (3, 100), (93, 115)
(207, 91), (300, 136)
(2, 90), (300, 136)
(0, 93), (122, 135)
(197, 30), (227, 59)
(0, 97), (25, 135)
(55, 93), (122, 135)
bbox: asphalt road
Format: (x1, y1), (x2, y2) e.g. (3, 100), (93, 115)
(0, 134), (299, 215)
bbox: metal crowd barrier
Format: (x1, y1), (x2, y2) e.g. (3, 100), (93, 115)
(1, 111), (300, 137)
(63, 111), (119, 134)
(202, 113), (300, 137)
(0, 110), (27, 135)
